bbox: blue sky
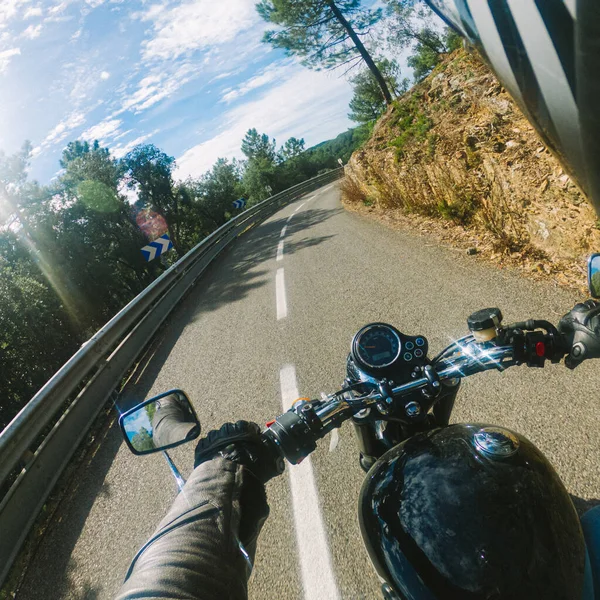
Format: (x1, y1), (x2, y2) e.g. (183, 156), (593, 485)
(0, 0), (379, 184)
(123, 407), (152, 439)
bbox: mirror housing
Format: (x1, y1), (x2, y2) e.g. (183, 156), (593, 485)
(119, 389), (200, 455)
(588, 253), (600, 298)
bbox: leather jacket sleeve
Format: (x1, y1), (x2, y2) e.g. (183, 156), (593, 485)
(115, 456), (269, 600)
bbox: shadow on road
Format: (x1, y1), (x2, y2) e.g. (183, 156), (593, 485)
(16, 199), (339, 600)
(183, 206), (339, 319)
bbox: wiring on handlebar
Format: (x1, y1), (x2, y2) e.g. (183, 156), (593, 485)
(504, 319), (559, 336)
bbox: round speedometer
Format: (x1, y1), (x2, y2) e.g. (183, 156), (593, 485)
(352, 323), (401, 370)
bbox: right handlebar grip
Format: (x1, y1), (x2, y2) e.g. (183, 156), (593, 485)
(263, 412), (317, 465)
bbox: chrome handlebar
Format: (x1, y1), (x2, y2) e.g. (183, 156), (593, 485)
(313, 341), (516, 432)
(263, 326), (564, 465)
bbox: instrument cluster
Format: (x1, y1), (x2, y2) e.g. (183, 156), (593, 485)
(350, 323), (429, 376)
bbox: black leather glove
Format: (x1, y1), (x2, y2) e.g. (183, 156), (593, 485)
(194, 420), (284, 483)
(558, 300), (600, 368)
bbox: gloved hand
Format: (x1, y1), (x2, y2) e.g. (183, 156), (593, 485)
(194, 420), (284, 483)
(558, 300), (600, 368)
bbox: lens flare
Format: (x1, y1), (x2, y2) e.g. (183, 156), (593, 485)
(135, 209), (168, 240)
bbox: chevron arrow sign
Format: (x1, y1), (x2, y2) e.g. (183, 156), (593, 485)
(232, 198), (246, 209)
(141, 234), (174, 262)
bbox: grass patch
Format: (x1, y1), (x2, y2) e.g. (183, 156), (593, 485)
(388, 100), (433, 159)
(427, 133), (438, 158)
(349, 157), (530, 252)
(437, 194), (479, 225)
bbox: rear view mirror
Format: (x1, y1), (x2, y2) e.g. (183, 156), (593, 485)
(588, 253), (600, 298)
(119, 389), (200, 455)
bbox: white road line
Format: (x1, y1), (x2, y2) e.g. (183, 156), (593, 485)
(280, 225), (287, 238)
(293, 202), (305, 214)
(279, 365), (340, 600)
(286, 214), (294, 223)
(276, 240), (284, 262)
(276, 268), (287, 320)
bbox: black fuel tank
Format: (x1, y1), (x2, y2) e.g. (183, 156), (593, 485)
(358, 424), (586, 599)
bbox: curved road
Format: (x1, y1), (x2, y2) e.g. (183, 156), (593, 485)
(17, 183), (600, 599)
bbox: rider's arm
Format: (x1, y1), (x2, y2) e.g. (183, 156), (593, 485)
(116, 421), (278, 600)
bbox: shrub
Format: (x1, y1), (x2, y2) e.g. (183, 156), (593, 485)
(340, 175), (367, 205)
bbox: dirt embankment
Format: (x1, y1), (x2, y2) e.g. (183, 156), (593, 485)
(342, 49), (598, 292)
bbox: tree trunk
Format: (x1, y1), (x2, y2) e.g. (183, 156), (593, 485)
(326, 0), (393, 105)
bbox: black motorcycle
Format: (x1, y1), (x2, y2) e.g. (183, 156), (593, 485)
(119, 253), (600, 599)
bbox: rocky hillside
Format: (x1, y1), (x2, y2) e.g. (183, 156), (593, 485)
(343, 49), (598, 289)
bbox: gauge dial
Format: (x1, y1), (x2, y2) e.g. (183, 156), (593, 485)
(353, 324), (401, 369)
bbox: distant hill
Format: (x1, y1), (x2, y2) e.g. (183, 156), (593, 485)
(305, 123), (372, 167)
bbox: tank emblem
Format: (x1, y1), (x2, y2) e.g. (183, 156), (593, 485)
(473, 427), (519, 459)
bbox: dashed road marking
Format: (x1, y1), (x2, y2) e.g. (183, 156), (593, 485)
(279, 365), (340, 600)
(276, 240), (284, 262)
(276, 268), (287, 320)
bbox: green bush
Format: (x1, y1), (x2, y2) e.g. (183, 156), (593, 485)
(437, 193), (479, 225)
(389, 105), (433, 159)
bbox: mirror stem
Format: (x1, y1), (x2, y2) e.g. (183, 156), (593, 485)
(162, 451), (186, 492)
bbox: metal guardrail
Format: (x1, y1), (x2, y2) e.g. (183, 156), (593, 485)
(0, 168), (343, 586)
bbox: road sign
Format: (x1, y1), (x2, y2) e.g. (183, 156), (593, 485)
(233, 198), (246, 209)
(141, 234), (173, 262)
(265, 185), (273, 194)
(337, 158), (344, 167)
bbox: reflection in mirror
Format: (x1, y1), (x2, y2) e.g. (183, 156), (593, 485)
(119, 390), (201, 455)
(589, 253), (600, 299)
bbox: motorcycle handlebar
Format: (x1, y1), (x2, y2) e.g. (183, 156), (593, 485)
(262, 322), (569, 465)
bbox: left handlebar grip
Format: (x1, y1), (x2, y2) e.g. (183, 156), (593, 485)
(263, 411), (317, 465)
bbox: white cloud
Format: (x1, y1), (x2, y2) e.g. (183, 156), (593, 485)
(175, 68), (353, 180)
(66, 60), (109, 105)
(111, 130), (158, 159)
(45, 1), (73, 21)
(49, 2), (68, 15)
(100, 70), (110, 80)
(220, 64), (287, 104)
(113, 128), (132, 141)
(34, 111), (86, 156)
(117, 63), (194, 114)
(86, 0), (106, 8)
(81, 118), (122, 143)
(24, 6), (42, 18)
(0, 47), (20, 73)
(139, 0), (259, 61)
(211, 68), (243, 82)
(0, 0), (30, 30)
(22, 23), (42, 38)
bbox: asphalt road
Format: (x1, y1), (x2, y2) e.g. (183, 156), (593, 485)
(17, 183), (600, 599)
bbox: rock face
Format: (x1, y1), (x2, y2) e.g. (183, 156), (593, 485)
(344, 49), (599, 267)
